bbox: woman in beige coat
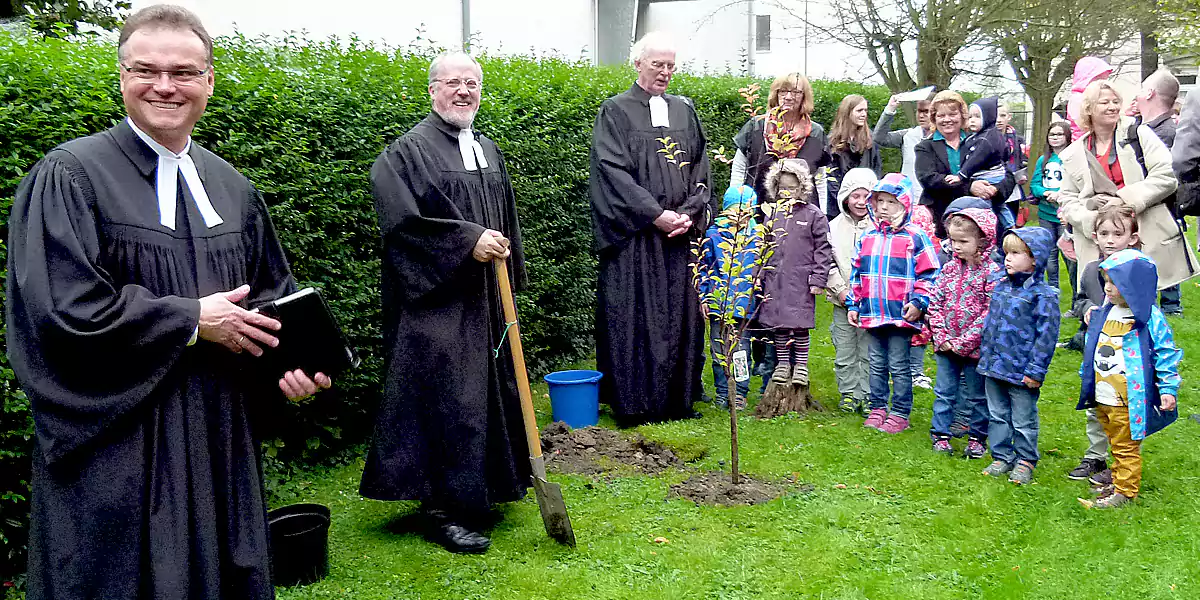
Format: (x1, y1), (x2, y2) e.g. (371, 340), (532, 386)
(1059, 80), (1196, 289)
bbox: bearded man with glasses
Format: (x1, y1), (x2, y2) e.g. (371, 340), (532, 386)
(360, 51), (530, 554)
(8, 5), (330, 599)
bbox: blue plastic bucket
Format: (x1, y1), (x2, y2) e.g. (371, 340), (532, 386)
(544, 370), (603, 428)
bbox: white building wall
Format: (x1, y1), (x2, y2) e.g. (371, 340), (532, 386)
(641, 0), (875, 82)
(131, 0), (595, 60)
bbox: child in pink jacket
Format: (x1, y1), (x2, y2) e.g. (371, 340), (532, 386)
(927, 207), (1002, 458)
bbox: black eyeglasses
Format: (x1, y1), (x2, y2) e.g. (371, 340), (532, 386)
(121, 64), (209, 83)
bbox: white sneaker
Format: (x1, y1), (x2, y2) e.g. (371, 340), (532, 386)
(913, 375), (932, 389)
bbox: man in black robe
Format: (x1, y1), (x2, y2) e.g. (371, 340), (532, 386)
(6, 6), (330, 599)
(360, 52), (529, 554)
(590, 32), (713, 424)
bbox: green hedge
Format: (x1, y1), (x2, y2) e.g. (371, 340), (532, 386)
(0, 32), (903, 575)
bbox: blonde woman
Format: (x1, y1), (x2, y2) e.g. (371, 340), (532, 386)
(1058, 80), (1196, 290)
(730, 72), (831, 211)
(826, 94), (882, 221)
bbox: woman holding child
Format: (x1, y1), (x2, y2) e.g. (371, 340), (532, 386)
(915, 90), (1017, 238)
(1057, 79), (1196, 290)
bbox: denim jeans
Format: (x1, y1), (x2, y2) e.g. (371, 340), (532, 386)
(709, 319), (751, 402)
(985, 376), (1041, 465)
(910, 343), (926, 377)
(931, 353), (988, 439)
(1160, 285), (1182, 313)
(866, 326), (915, 418)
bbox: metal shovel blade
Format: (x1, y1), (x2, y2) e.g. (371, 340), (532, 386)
(532, 476), (576, 547)
(530, 455), (576, 546)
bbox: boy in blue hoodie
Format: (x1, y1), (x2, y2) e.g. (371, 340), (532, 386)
(698, 185), (763, 409)
(945, 97), (1014, 231)
(978, 227), (1060, 484)
(1077, 249), (1182, 509)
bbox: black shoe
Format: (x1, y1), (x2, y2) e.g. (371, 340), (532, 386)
(1067, 458), (1106, 480)
(425, 516), (490, 554)
(1088, 468), (1113, 486)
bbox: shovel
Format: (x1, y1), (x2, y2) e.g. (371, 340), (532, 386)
(494, 258), (577, 547)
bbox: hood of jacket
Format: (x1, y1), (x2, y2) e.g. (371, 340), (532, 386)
(1003, 226), (1055, 280)
(1100, 249), (1159, 326)
(971, 97), (999, 133)
(1072, 57), (1114, 92)
(952, 207), (998, 255)
(837, 167), (879, 218)
(867, 173), (915, 231)
(718, 184), (758, 226)
(943, 196), (991, 223)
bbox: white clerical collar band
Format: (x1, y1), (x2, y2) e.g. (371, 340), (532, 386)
(649, 95), (670, 128)
(457, 128), (489, 171)
(126, 118), (224, 231)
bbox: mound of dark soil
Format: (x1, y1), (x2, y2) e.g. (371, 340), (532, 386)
(668, 471), (786, 506)
(540, 421), (685, 475)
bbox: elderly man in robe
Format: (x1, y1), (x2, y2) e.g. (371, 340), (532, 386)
(590, 32), (714, 425)
(7, 5), (329, 599)
(360, 52), (529, 554)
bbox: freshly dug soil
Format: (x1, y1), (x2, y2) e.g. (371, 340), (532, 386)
(668, 471), (786, 506)
(540, 421), (685, 475)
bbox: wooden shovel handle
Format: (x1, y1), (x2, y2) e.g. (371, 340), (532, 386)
(494, 258), (544, 460)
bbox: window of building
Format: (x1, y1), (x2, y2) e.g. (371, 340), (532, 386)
(756, 14), (771, 52)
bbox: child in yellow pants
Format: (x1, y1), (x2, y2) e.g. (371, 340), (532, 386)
(1076, 249), (1182, 508)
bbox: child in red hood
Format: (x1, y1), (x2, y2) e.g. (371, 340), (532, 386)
(1067, 57), (1114, 141)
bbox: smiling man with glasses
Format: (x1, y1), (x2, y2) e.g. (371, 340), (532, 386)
(361, 51), (530, 555)
(8, 5), (330, 599)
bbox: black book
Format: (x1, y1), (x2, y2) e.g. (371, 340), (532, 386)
(253, 287), (360, 378)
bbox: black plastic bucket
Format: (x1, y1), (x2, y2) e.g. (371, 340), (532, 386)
(268, 503), (331, 587)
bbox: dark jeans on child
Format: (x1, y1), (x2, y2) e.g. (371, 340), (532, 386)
(709, 319), (750, 402)
(931, 352), (988, 439)
(985, 376), (1041, 465)
(1040, 221), (1077, 299)
(866, 326), (915, 418)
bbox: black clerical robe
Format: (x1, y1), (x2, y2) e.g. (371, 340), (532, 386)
(590, 83), (713, 423)
(359, 113), (530, 514)
(6, 120), (295, 600)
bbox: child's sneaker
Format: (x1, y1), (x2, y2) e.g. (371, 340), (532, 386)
(913, 374), (932, 389)
(879, 414), (910, 434)
(949, 421), (969, 438)
(1008, 460), (1035, 485)
(791, 363), (809, 386)
(863, 408), (887, 430)
(1092, 492), (1132, 509)
(1088, 468), (1113, 486)
(982, 460), (1013, 476)
(853, 397), (867, 416)
(964, 438), (986, 459)
(838, 395), (856, 413)
(1067, 458), (1106, 481)
(1090, 482), (1115, 498)
(932, 436), (953, 454)
(771, 362), (793, 383)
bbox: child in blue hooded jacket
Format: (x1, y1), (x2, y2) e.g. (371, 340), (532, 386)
(698, 185), (763, 409)
(977, 227), (1060, 484)
(1077, 249), (1182, 509)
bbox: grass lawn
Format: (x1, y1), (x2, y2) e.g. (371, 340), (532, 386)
(275, 257), (1200, 600)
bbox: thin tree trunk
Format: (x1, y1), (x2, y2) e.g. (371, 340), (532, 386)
(1140, 26), (1159, 81)
(728, 369), (740, 485)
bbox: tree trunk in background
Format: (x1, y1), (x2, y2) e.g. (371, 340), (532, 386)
(1026, 88), (1058, 171)
(1141, 27), (1160, 81)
